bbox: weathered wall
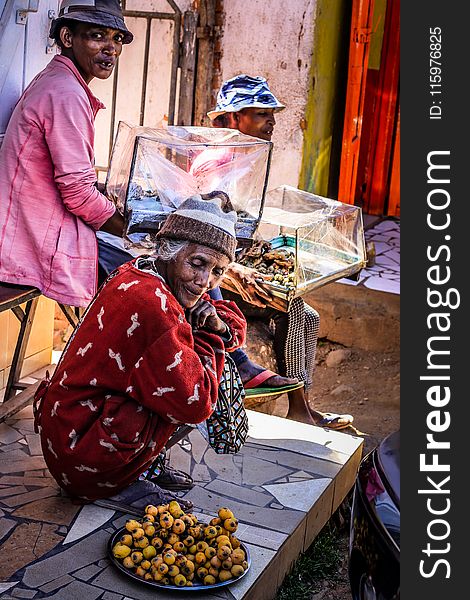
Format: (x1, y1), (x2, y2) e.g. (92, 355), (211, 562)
(0, 0), (60, 142)
(218, 0), (316, 191)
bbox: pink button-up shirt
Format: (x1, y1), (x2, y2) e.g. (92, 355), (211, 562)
(0, 56), (116, 307)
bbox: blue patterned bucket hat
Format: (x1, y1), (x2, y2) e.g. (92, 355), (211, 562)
(207, 74), (285, 120)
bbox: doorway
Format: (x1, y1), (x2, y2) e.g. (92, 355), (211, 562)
(338, 0), (400, 217)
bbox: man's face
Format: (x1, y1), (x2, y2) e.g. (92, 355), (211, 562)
(165, 243), (230, 308)
(60, 23), (124, 83)
(234, 107), (276, 141)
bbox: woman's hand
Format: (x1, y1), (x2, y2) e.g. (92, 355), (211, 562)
(186, 299), (228, 335)
(223, 263), (272, 308)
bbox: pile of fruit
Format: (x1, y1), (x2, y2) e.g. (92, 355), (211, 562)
(111, 501), (248, 587)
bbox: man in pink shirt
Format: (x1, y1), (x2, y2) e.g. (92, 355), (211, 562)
(0, 0), (132, 307)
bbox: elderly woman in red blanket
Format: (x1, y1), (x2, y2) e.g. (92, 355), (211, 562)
(34, 193), (246, 512)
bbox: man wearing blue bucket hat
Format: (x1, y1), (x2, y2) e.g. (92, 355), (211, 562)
(206, 74), (354, 430)
(207, 74), (285, 140)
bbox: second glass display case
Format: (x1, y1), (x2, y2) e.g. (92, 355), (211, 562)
(222, 185), (367, 311)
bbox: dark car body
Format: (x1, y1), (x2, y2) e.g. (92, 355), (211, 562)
(349, 430), (400, 600)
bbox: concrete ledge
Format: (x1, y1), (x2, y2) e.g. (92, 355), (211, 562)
(304, 282), (399, 352)
(1, 408), (362, 599)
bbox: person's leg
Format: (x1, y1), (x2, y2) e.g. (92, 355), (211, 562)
(302, 303), (352, 427)
(274, 299), (353, 429)
(97, 238), (135, 285)
(270, 298), (316, 424)
(221, 289), (298, 387)
(303, 303), (320, 391)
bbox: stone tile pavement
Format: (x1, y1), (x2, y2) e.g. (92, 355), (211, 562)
(339, 217), (400, 295)
(0, 388), (363, 600)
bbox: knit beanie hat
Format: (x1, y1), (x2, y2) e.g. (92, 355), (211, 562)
(157, 191), (238, 261)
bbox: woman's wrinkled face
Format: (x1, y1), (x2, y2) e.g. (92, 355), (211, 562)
(165, 244), (230, 308)
(60, 23), (124, 83)
(234, 107), (276, 140)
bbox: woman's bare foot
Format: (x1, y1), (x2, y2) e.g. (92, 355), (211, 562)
(237, 358), (298, 388)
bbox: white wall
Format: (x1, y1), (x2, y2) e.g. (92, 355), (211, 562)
(219, 0), (316, 191)
(0, 0), (60, 139)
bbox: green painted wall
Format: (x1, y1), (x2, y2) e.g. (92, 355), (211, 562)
(299, 0), (350, 197)
(369, 0), (386, 70)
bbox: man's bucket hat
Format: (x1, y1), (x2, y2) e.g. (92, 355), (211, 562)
(207, 74), (285, 120)
(49, 0), (133, 44)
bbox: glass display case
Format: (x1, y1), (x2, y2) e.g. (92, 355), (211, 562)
(105, 122), (272, 250)
(223, 185), (366, 311)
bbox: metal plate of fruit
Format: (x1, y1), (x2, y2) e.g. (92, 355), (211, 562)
(108, 502), (251, 591)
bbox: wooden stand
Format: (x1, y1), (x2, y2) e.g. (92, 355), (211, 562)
(0, 283), (81, 421)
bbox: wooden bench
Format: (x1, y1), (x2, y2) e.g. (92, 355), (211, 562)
(0, 283), (80, 421)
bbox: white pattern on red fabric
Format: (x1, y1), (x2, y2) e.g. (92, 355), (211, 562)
(51, 401), (60, 417)
(61, 473), (71, 486)
(134, 442), (145, 454)
(118, 280), (139, 291)
(135, 356), (143, 368)
(153, 386), (175, 396)
(166, 414), (181, 424)
(202, 356), (217, 376)
(97, 306), (104, 330)
(75, 465), (99, 473)
(77, 342), (93, 356)
(126, 386), (133, 393)
(127, 313), (140, 337)
(102, 417), (114, 426)
(80, 399), (98, 411)
(155, 288), (168, 312)
(69, 429), (79, 450)
(166, 350), (183, 371)
(47, 439), (58, 459)
(59, 371), (68, 389)
(109, 348), (125, 371)
(187, 383), (200, 405)
(99, 439), (117, 452)
(90, 378), (97, 386)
